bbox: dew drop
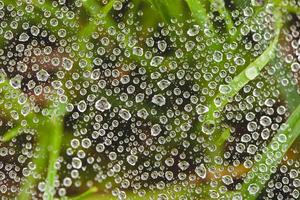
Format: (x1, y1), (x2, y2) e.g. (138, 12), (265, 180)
(150, 56), (164, 67)
(95, 97), (111, 112)
(245, 66), (258, 80)
(119, 109), (131, 120)
(127, 155), (138, 166)
(213, 51), (223, 63)
(195, 164), (207, 179)
(187, 25), (200, 36)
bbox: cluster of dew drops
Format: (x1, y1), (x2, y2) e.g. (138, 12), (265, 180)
(0, 0), (299, 199)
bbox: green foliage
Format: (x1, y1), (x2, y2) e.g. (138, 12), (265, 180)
(0, 0), (299, 199)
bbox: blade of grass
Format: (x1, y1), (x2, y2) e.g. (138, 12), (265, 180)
(273, 56), (300, 111)
(203, 7), (282, 134)
(146, 0), (171, 21)
(18, 123), (49, 200)
(0, 78), (67, 142)
(208, 0), (234, 32)
(185, 0), (223, 51)
(146, 0), (183, 22)
(44, 117), (63, 200)
(186, 0), (212, 31)
(233, 0), (250, 9)
(238, 103), (300, 199)
(76, 0), (116, 72)
(283, 5), (300, 14)
(68, 187), (98, 200)
(2, 125), (23, 142)
(195, 7), (282, 196)
(80, 0), (116, 38)
(209, 128), (230, 161)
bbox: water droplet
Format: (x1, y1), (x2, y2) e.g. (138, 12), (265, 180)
(221, 175), (233, 185)
(178, 161), (190, 171)
(19, 33), (29, 42)
(77, 100), (87, 113)
(150, 56), (164, 67)
(248, 184), (259, 195)
(133, 47), (144, 56)
(119, 109), (131, 120)
(202, 120), (215, 135)
(245, 66), (258, 80)
(10, 75), (22, 89)
(62, 57), (73, 71)
(195, 164), (207, 179)
(152, 94), (166, 106)
(127, 155), (138, 166)
(196, 104), (209, 114)
(213, 51), (223, 62)
(95, 97), (111, 112)
(259, 116), (272, 126)
(247, 144), (258, 155)
(219, 85), (232, 94)
(151, 124), (162, 136)
(72, 158), (82, 169)
(158, 40), (167, 52)
(37, 69), (50, 82)
(157, 79), (171, 90)
(187, 25), (200, 36)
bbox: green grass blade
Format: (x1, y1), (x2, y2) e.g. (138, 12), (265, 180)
(203, 9), (282, 132)
(80, 0), (116, 37)
(238, 103), (300, 199)
(209, 0), (234, 32)
(186, 0), (212, 30)
(18, 124), (49, 200)
(2, 125), (23, 142)
(146, 0), (183, 22)
(68, 187), (98, 200)
(77, 0), (117, 72)
(44, 117), (63, 200)
(283, 5), (300, 14)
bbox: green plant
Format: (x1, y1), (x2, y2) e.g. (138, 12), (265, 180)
(0, 0), (300, 199)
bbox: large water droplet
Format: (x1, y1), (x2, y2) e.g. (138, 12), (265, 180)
(245, 66), (258, 80)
